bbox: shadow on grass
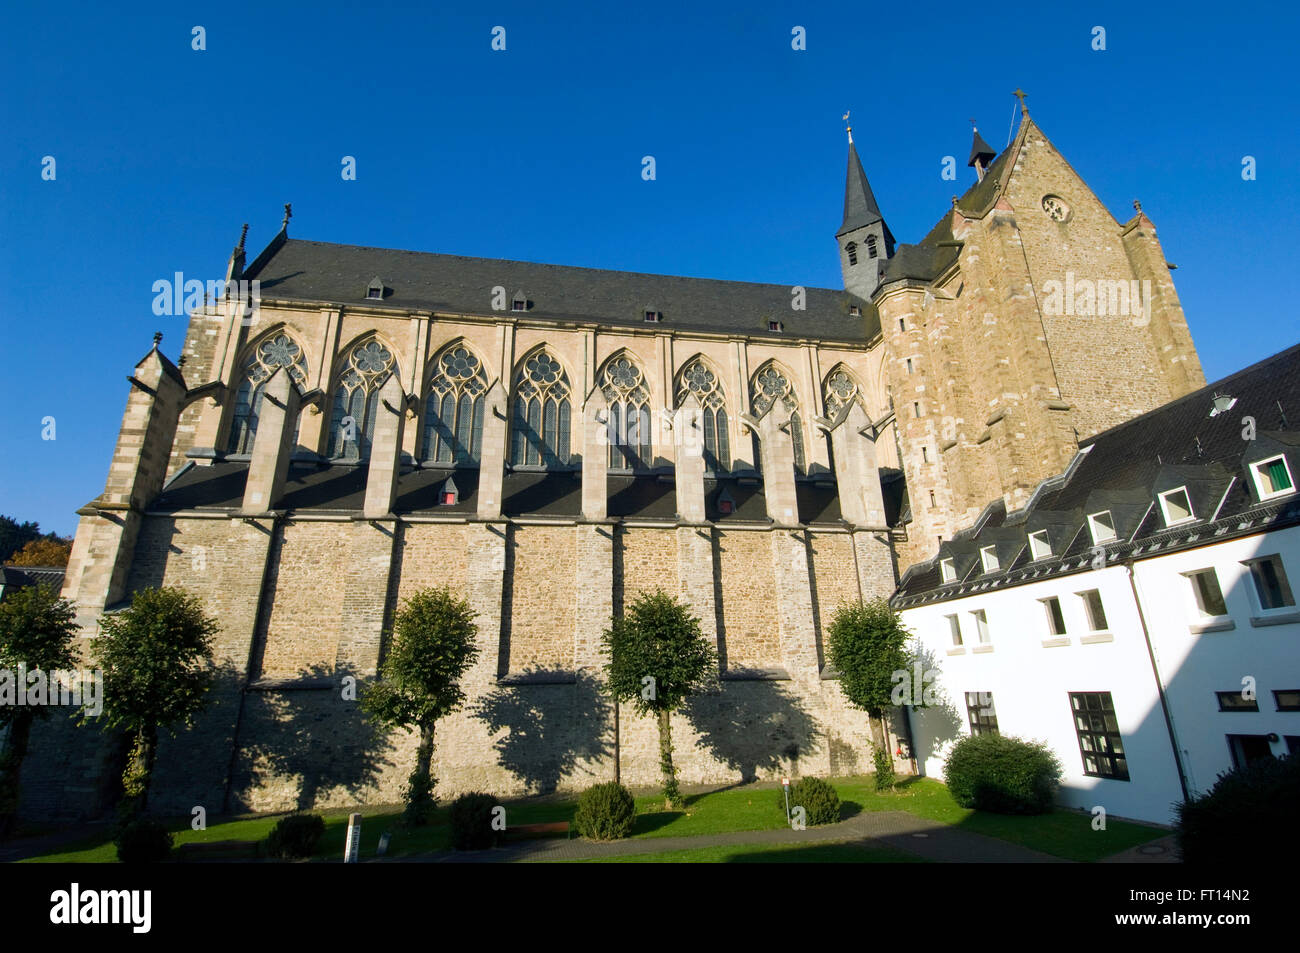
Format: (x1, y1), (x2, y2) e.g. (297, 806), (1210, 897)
(631, 811), (683, 835)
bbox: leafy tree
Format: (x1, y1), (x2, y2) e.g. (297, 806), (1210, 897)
(8, 538), (72, 567)
(603, 589), (717, 809)
(91, 587), (218, 819)
(0, 585), (79, 837)
(0, 517), (53, 564)
(826, 598), (912, 762)
(361, 587), (479, 825)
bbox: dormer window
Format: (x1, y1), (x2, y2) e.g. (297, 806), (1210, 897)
(866, 235), (878, 259)
(1251, 454), (1295, 500)
(1088, 510), (1117, 544)
(768, 320), (783, 332)
(438, 476), (459, 506)
(849, 304), (861, 317)
(846, 242), (858, 265)
(940, 557), (956, 583)
(980, 545), (999, 573)
(366, 277), (386, 300)
(1158, 486), (1195, 525)
(511, 291), (527, 312)
(1028, 530), (1052, 560)
(644, 309), (662, 323)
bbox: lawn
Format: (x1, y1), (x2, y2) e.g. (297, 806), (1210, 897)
(563, 842), (926, 863)
(15, 776), (1166, 864)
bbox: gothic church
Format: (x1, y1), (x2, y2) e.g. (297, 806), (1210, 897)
(24, 103), (1203, 818)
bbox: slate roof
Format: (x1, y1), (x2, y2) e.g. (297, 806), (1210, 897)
(893, 343), (1300, 607)
(152, 461), (907, 528)
(837, 141), (892, 245)
(244, 238), (880, 344)
(0, 565), (67, 594)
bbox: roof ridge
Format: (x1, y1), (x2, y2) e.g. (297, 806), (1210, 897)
(274, 238), (864, 298)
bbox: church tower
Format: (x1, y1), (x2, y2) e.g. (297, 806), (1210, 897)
(836, 124), (894, 299)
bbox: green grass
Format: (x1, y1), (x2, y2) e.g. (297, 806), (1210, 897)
(564, 842), (927, 863)
(15, 776), (1167, 864)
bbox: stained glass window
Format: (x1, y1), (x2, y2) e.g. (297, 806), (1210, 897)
(226, 333), (308, 453)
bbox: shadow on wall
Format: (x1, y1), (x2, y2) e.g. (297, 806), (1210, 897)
(471, 667), (613, 795)
(908, 640), (965, 767)
(683, 679), (821, 784)
(230, 664), (395, 813)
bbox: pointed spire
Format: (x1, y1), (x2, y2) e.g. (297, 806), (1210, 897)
(968, 121), (997, 180)
(837, 139), (887, 238)
(281, 203), (292, 231)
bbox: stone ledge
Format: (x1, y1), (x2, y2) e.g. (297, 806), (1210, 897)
(497, 670), (578, 686)
(246, 677), (337, 692)
(721, 667), (791, 682)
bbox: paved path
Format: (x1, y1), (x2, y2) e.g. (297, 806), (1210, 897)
(401, 810), (1067, 864)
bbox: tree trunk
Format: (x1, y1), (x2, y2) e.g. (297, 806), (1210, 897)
(121, 724), (158, 820)
(657, 709), (681, 810)
(415, 721), (435, 780)
(0, 711), (34, 839)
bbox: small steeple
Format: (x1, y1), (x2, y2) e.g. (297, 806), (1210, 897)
(836, 120), (894, 300)
(968, 121), (997, 181)
(226, 223), (249, 283)
(280, 203), (292, 232)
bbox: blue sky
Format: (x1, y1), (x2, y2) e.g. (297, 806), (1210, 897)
(3, 1), (1298, 536)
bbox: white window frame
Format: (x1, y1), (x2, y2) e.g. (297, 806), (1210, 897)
(1078, 588), (1109, 632)
(980, 545), (999, 573)
(1182, 567), (1233, 633)
(1250, 454), (1296, 501)
(946, 613), (963, 647)
(971, 608), (991, 644)
(1158, 486), (1195, 526)
(940, 557), (956, 583)
(1088, 510), (1117, 544)
(1040, 595), (1068, 637)
(1028, 530), (1051, 561)
(1241, 554), (1300, 625)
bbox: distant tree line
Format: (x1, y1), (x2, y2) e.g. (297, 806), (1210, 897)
(1, 516), (72, 567)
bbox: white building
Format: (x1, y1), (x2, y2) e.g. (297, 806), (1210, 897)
(895, 344), (1300, 824)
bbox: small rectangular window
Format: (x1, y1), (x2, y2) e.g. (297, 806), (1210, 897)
(965, 692), (999, 735)
(906, 358), (914, 375)
(971, 609), (990, 644)
(922, 446), (929, 463)
(1088, 511), (1117, 544)
(644, 310), (661, 323)
(1216, 691), (1259, 712)
(849, 304), (861, 317)
(511, 299), (526, 312)
(913, 401), (921, 418)
(980, 545), (998, 574)
(1080, 589), (1108, 631)
(1069, 692), (1129, 780)
(367, 287), (382, 299)
(1185, 568), (1228, 617)
(1252, 455), (1295, 499)
(929, 490), (936, 507)
(1028, 530), (1051, 560)
(1272, 690), (1300, 712)
(768, 320), (782, 332)
(1041, 596), (1067, 636)
(940, 557), (956, 583)
(946, 614), (963, 647)
(1159, 487), (1194, 525)
(1244, 555), (1296, 610)
(899, 318), (906, 332)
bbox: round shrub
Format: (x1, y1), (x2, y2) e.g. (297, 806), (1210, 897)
(574, 782), (636, 840)
(114, 818), (173, 864)
(1177, 754), (1300, 863)
(944, 734), (1062, 814)
(776, 776), (841, 826)
(265, 813), (326, 859)
(449, 792), (503, 850)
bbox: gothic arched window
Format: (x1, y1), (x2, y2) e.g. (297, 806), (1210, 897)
(846, 241), (858, 266)
(423, 344), (488, 464)
(866, 235), (878, 259)
(226, 333), (308, 453)
(676, 358), (730, 472)
(601, 355), (652, 469)
(823, 367), (862, 418)
(510, 350), (572, 467)
(328, 339), (397, 460)
(751, 363), (805, 474)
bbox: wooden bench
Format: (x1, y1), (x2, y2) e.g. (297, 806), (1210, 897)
(175, 839), (261, 862)
(504, 821), (571, 841)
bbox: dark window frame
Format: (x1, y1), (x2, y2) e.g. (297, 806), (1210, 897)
(1069, 691), (1130, 781)
(965, 691), (999, 736)
(1216, 691), (1259, 712)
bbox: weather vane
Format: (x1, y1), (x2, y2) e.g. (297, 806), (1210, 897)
(842, 110), (852, 143)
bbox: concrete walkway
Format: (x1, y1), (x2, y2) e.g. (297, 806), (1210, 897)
(403, 810), (1068, 864)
